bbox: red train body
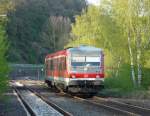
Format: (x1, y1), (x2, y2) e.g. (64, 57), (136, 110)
(45, 46), (104, 93)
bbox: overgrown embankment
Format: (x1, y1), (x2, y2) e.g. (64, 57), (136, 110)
(102, 64), (150, 99)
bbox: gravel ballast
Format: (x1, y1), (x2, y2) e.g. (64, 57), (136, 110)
(19, 89), (63, 116)
(0, 88), (27, 116)
(27, 84), (125, 116)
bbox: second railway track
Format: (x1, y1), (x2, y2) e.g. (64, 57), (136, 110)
(46, 87), (150, 116)
(73, 96), (150, 116)
(92, 96), (150, 116)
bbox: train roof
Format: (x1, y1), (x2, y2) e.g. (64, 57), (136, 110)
(45, 49), (67, 59)
(45, 46), (103, 59)
(68, 45), (102, 52)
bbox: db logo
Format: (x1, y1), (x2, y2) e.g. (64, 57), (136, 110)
(84, 74), (88, 78)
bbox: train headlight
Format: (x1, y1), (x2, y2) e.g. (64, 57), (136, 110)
(65, 78), (70, 86)
(96, 75), (100, 78)
(72, 75), (76, 78)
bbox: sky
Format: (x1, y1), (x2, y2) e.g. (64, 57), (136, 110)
(87, 0), (100, 5)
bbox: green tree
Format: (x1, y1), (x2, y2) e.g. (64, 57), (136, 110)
(6, 0), (86, 63)
(0, 24), (9, 96)
(111, 0), (150, 86)
(67, 1), (150, 89)
(40, 16), (71, 53)
(67, 5), (127, 79)
(0, 0), (10, 96)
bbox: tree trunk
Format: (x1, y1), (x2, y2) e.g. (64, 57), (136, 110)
(137, 31), (142, 87)
(137, 62), (142, 86)
(115, 56), (122, 77)
(128, 32), (136, 87)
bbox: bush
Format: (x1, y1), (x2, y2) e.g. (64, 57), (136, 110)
(141, 67), (150, 89)
(104, 64), (134, 92)
(104, 63), (150, 96)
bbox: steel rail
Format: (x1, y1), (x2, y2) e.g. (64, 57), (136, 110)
(50, 91), (138, 116)
(14, 81), (148, 116)
(39, 87), (138, 116)
(93, 96), (150, 116)
(26, 86), (73, 116)
(13, 87), (36, 116)
(73, 96), (139, 116)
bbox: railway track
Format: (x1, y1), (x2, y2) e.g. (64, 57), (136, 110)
(13, 84), (72, 116)
(51, 89), (150, 116)
(93, 96), (150, 116)
(27, 87), (145, 116)
(56, 92), (137, 116)
(12, 81), (150, 116)
(73, 96), (150, 116)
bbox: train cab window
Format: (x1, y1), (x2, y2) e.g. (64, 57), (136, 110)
(71, 56), (100, 67)
(72, 56), (85, 62)
(71, 56), (85, 67)
(86, 56), (101, 66)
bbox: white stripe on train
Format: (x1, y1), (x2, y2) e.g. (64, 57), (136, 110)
(45, 76), (104, 86)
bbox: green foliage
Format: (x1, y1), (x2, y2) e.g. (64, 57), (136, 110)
(6, 0), (86, 63)
(0, 0), (14, 14)
(141, 67), (150, 89)
(67, 5), (128, 77)
(0, 25), (9, 96)
(40, 16), (71, 52)
(68, 1), (150, 92)
(110, 0), (150, 86)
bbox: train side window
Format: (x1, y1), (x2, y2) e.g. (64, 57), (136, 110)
(54, 59), (57, 70)
(53, 59), (55, 70)
(62, 57), (66, 70)
(61, 57), (63, 70)
(61, 58), (63, 70)
(46, 60), (48, 70)
(49, 60), (51, 70)
(55, 59), (58, 70)
(47, 60), (49, 70)
(64, 57), (66, 70)
(58, 58), (61, 70)
(50, 60), (52, 71)
(50, 59), (53, 71)
(48, 60), (51, 71)
(51, 59), (53, 70)
(56, 58), (58, 70)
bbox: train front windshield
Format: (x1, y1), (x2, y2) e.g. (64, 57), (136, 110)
(71, 56), (101, 73)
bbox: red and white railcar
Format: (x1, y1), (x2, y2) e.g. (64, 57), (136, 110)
(45, 46), (104, 93)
